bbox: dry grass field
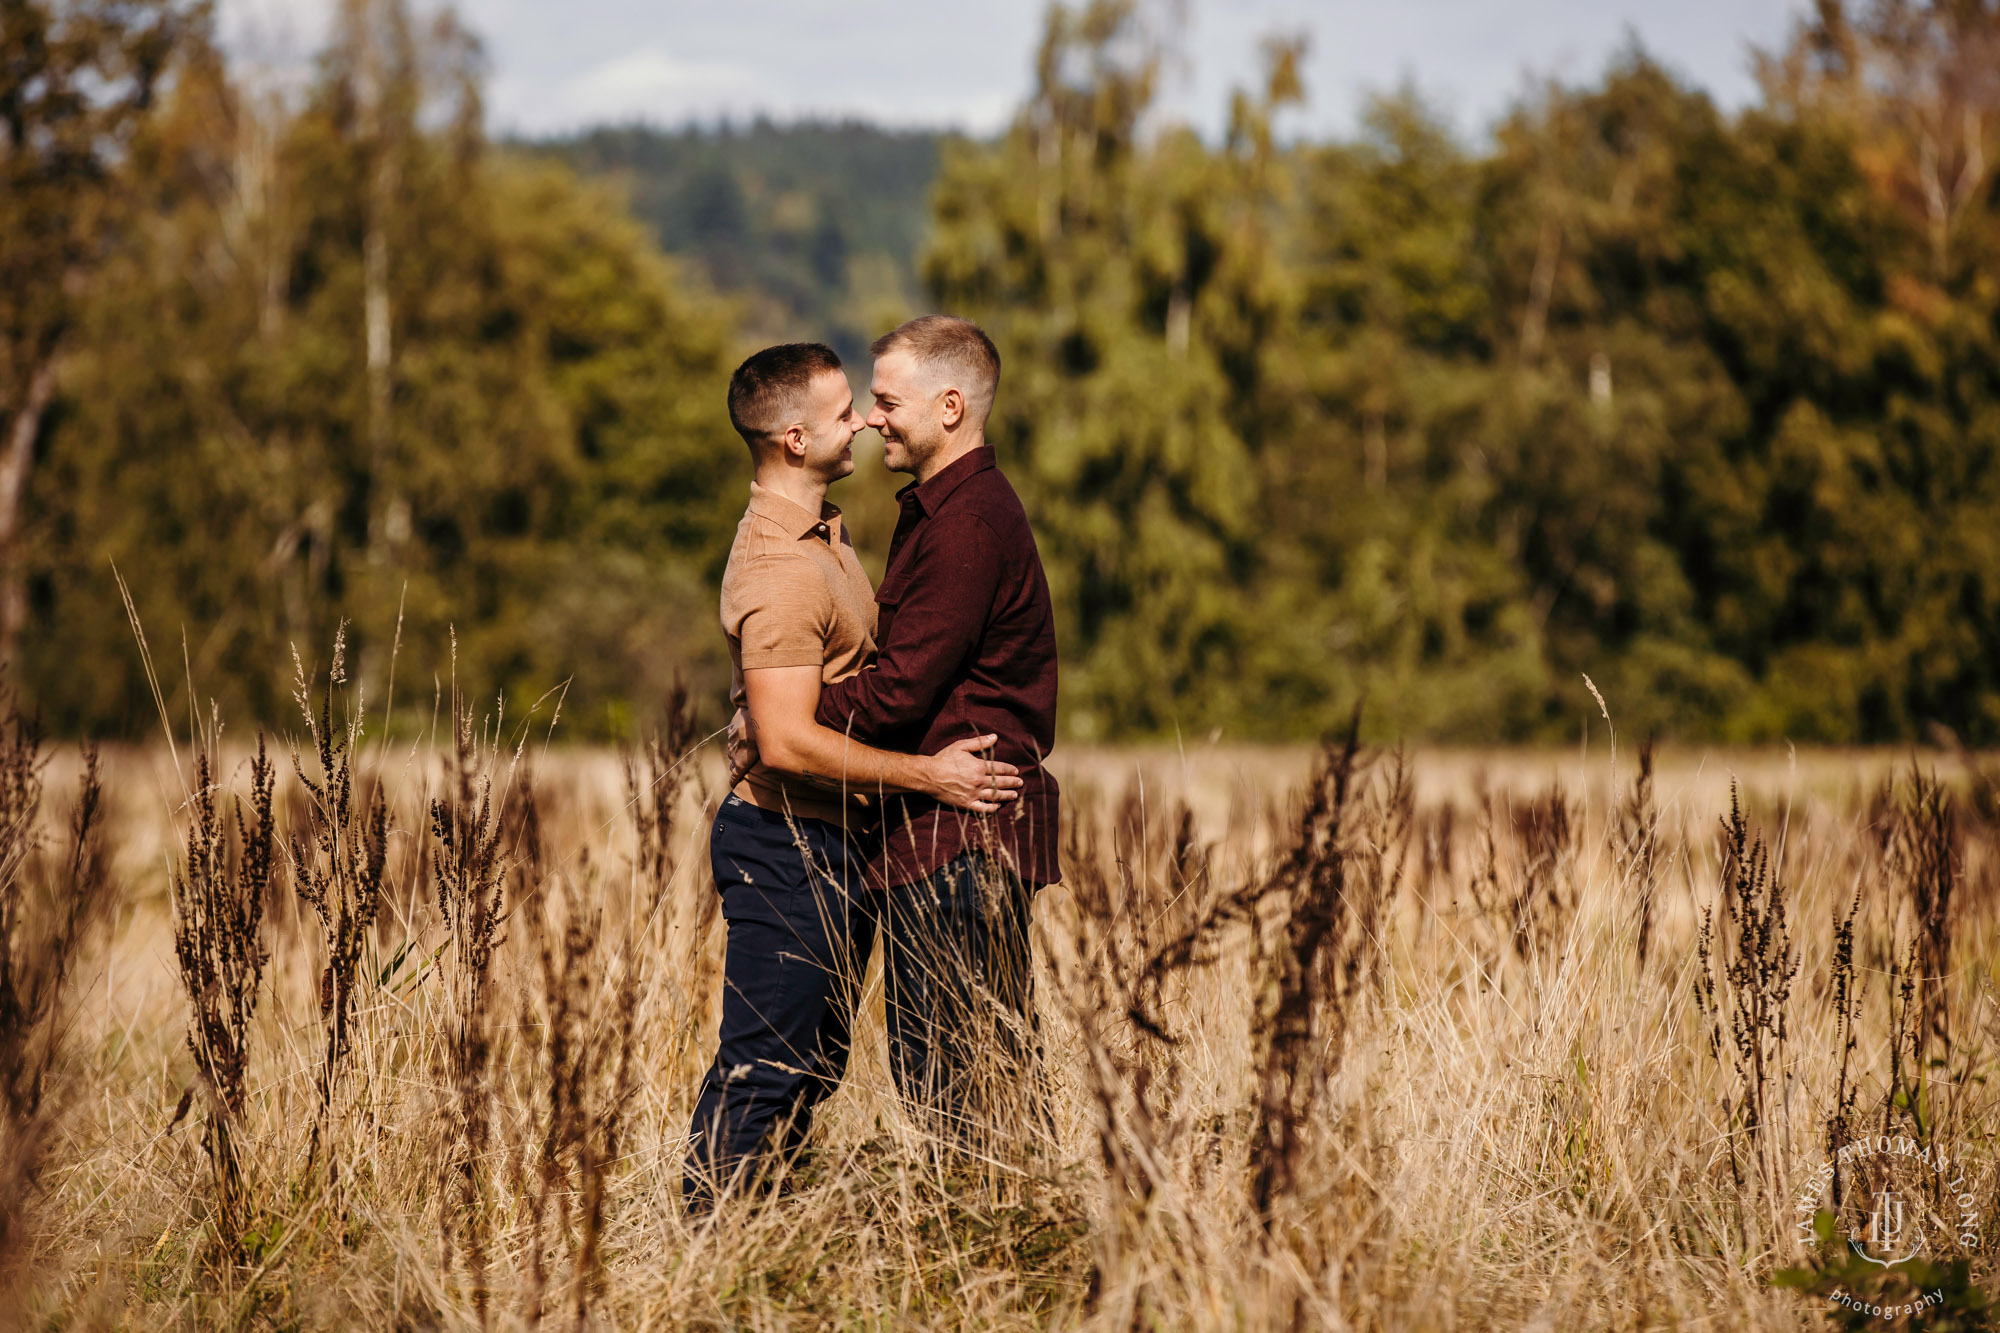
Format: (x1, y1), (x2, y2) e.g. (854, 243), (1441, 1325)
(1, 682), (1997, 1329)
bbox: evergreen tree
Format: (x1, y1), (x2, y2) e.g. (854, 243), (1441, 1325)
(927, 2), (1291, 737)
(19, 0), (741, 736)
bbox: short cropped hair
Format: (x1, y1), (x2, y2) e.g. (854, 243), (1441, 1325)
(727, 342), (843, 450)
(870, 315), (1001, 420)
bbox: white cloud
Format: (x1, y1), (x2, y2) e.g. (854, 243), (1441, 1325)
(211, 0), (334, 89)
(499, 47), (760, 130)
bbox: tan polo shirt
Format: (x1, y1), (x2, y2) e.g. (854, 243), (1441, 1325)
(720, 481), (879, 825)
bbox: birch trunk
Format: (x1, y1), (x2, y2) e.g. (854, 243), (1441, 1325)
(0, 357), (58, 673)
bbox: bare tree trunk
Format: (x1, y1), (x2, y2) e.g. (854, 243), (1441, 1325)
(356, 0), (403, 571)
(363, 181), (396, 560)
(1518, 216), (1561, 360)
(0, 358), (58, 674)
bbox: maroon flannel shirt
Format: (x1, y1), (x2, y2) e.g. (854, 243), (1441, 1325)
(816, 445), (1061, 888)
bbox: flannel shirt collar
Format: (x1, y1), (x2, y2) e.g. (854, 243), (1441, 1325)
(899, 444), (996, 517)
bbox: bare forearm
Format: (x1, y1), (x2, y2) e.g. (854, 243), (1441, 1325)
(761, 722), (931, 797)
(741, 665), (1017, 813)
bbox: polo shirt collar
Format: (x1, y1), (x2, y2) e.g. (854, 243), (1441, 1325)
(902, 445), (996, 515)
(747, 480), (843, 543)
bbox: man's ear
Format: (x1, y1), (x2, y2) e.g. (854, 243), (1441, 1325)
(940, 386), (965, 430)
(781, 422), (808, 459)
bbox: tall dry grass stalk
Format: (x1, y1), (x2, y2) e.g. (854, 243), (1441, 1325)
(520, 874), (639, 1330)
(621, 678), (720, 1106)
(1617, 739), (1665, 970)
(1695, 782), (1801, 1201)
(0, 696), (109, 1304)
(1881, 767), (1961, 1098)
(429, 697), (516, 1326)
(168, 737), (275, 1254)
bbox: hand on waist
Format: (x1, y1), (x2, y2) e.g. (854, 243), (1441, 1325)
(725, 705), (759, 786)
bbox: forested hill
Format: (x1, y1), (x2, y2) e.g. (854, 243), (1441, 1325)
(530, 122), (946, 364)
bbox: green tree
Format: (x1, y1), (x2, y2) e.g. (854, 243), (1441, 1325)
(1278, 91), (1553, 740)
(926, 2), (1295, 738)
(19, 0), (742, 736)
(1713, 0), (2000, 739)
(928, 5), (1547, 739)
(0, 0), (193, 674)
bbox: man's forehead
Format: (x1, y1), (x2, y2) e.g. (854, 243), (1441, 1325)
(871, 349), (924, 393)
(811, 366), (852, 401)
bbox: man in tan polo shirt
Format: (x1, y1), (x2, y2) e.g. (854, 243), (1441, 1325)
(683, 341), (1021, 1210)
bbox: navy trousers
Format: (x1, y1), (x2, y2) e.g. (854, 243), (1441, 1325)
(683, 795), (874, 1207)
(881, 849), (1040, 1145)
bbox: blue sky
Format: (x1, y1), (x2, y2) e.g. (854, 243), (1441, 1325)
(216, 0), (1812, 140)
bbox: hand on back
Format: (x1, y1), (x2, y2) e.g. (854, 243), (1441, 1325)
(925, 734), (1023, 813)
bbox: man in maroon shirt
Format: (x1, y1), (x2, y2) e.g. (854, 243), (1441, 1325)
(816, 315), (1062, 1142)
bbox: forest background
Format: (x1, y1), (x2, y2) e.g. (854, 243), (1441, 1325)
(6, 0), (1999, 746)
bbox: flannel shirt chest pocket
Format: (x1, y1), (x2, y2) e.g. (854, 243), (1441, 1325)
(872, 565), (911, 645)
